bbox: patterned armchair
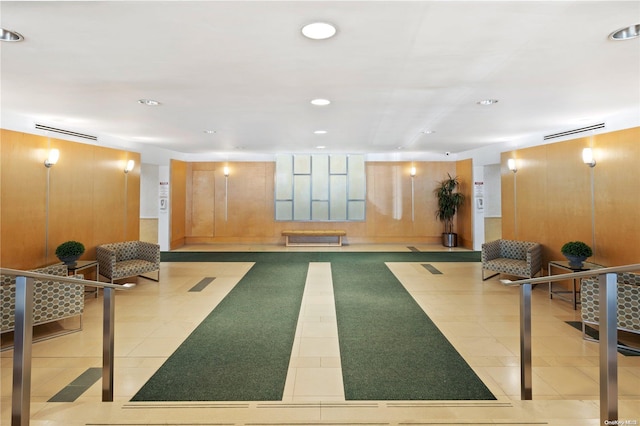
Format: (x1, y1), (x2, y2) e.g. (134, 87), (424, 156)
(580, 272), (640, 342)
(481, 239), (543, 281)
(97, 241), (160, 284)
(1, 264), (84, 334)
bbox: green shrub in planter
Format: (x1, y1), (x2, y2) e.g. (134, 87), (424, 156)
(560, 241), (593, 257)
(561, 241), (592, 269)
(55, 240), (85, 266)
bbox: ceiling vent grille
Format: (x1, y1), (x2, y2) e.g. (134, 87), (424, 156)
(543, 123), (605, 141)
(35, 123), (98, 141)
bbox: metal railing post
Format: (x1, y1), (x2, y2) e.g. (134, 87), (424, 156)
(519, 282), (532, 400)
(599, 272), (618, 424)
(102, 286), (115, 401)
(12, 276), (34, 426)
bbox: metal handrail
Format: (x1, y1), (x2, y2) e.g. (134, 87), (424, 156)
(0, 268), (135, 426)
(500, 263), (640, 287)
(0, 268), (135, 289)
(500, 263), (640, 426)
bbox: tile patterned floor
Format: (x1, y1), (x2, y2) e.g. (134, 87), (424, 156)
(1, 244), (639, 425)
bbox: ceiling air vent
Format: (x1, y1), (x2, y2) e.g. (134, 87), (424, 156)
(35, 123), (98, 141)
(543, 123), (605, 141)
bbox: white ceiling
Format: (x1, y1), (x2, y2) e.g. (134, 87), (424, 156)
(1, 1), (639, 159)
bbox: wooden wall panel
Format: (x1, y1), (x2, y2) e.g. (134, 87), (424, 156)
(180, 160), (458, 245)
(190, 170), (215, 237)
(170, 159), (187, 249)
(125, 155), (141, 242)
(48, 140), (96, 264)
(0, 129), (141, 269)
(216, 162), (275, 239)
(412, 162), (455, 239)
(543, 138), (592, 260)
(455, 159), (473, 249)
(0, 130), (49, 268)
(501, 126), (640, 269)
(500, 156), (516, 240)
(593, 127), (640, 265)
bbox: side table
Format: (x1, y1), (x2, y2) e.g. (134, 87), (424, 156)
(548, 260), (603, 310)
(63, 260), (100, 298)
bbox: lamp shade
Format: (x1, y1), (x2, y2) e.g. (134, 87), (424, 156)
(44, 148), (60, 167)
(582, 148), (596, 167)
(507, 158), (517, 172)
(125, 159), (135, 173)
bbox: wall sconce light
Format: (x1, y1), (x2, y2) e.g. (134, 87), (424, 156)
(507, 158), (518, 173)
(582, 148), (596, 167)
(410, 167), (416, 177)
(44, 148), (60, 168)
(223, 166), (230, 177)
(124, 159), (135, 173)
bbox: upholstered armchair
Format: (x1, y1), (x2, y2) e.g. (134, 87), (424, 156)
(1, 264), (84, 334)
(580, 272), (640, 344)
(481, 239), (543, 281)
(97, 241), (160, 284)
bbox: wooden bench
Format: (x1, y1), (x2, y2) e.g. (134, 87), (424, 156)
(282, 230), (346, 247)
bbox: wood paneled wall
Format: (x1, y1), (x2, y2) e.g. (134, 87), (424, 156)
(178, 160), (466, 245)
(455, 159), (473, 249)
(170, 159), (187, 249)
(502, 126), (640, 267)
(0, 129), (140, 269)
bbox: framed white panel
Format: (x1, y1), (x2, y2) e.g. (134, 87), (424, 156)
(330, 155), (347, 174)
(329, 175), (347, 220)
(312, 155), (329, 200)
(293, 175), (311, 220)
(348, 200), (366, 221)
(275, 154), (293, 200)
(312, 201), (329, 220)
(294, 154), (311, 175)
(275, 201), (293, 221)
(348, 155), (366, 200)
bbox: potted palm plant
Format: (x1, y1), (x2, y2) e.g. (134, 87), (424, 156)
(434, 174), (465, 247)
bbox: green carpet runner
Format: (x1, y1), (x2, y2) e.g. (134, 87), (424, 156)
(131, 261), (308, 401)
(331, 260), (495, 400)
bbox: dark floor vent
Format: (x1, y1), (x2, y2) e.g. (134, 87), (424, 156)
(543, 123), (605, 141)
(35, 123), (98, 141)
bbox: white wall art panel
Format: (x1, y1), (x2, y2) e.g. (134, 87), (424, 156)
(275, 154), (365, 222)
(293, 174), (311, 220)
(275, 154), (293, 200)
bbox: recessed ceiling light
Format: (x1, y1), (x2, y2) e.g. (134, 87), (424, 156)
(0, 28), (24, 42)
(301, 22), (337, 40)
(316, 145), (326, 149)
(314, 130), (328, 134)
(477, 99), (498, 105)
(311, 98), (331, 106)
(609, 24), (640, 40)
(204, 130), (216, 134)
(421, 130), (435, 134)
(138, 99), (160, 106)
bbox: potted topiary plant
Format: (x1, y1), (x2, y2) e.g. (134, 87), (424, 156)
(434, 173), (465, 247)
(55, 240), (85, 267)
(561, 241), (593, 269)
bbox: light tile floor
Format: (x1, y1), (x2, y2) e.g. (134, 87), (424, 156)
(1, 244), (639, 426)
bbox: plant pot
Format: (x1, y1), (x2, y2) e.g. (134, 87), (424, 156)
(57, 255), (80, 268)
(442, 233), (458, 247)
(563, 254), (587, 269)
